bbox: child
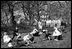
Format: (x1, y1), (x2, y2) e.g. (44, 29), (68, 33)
(52, 27), (63, 41)
(42, 29), (51, 40)
(8, 43), (13, 48)
(23, 33), (34, 46)
(3, 32), (11, 43)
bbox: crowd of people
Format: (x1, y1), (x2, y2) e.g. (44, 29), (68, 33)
(2, 19), (67, 48)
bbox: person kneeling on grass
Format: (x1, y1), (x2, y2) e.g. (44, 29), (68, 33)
(9, 32), (21, 48)
(23, 33), (35, 46)
(42, 29), (53, 40)
(52, 27), (63, 41)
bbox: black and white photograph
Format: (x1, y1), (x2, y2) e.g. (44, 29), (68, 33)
(1, 1), (71, 48)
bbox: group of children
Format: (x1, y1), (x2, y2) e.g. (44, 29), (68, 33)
(2, 19), (67, 48)
(2, 27), (37, 48)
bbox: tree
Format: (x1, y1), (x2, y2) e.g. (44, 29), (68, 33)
(7, 1), (16, 26)
(1, 1), (9, 27)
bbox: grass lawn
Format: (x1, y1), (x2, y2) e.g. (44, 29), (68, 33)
(1, 26), (71, 48)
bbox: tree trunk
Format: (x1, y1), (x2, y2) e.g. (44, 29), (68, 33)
(7, 2), (17, 28)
